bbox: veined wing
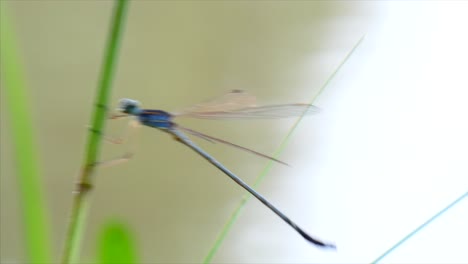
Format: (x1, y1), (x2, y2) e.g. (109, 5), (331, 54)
(175, 125), (288, 165)
(173, 90), (319, 119)
(173, 90), (257, 114)
(174, 104), (319, 119)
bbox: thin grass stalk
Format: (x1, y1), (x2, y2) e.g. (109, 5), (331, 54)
(61, 1), (129, 263)
(371, 191), (468, 263)
(203, 36), (365, 263)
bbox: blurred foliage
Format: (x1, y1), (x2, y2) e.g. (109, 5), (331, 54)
(0, 2), (51, 263)
(97, 220), (138, 264)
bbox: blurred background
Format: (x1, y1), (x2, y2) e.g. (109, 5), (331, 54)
(1, 1), (467, 263)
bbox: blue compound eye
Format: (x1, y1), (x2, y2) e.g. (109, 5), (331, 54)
(118, 98), (141, 114)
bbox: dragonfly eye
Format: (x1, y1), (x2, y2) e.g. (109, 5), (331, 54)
(118, 98), (140, 114)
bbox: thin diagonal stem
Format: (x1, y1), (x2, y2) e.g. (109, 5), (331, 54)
(61, 1), (129, 263)
(203, 35), (365, 263)
(371, 191), (468, 263)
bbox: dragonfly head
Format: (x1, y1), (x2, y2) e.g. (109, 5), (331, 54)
(118, 98), (142, 115)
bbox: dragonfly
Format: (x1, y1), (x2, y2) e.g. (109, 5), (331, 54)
(108, 90), (335, 249)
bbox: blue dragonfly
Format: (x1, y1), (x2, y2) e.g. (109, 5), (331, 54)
(108, 90), (335, 249)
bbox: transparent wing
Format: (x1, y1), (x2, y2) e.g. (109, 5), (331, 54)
(172, 90), (319, 119)
(174, 90), (257, 114)
(176, 125), (288, 165)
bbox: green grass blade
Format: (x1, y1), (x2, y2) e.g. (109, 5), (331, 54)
(97, 220), (138, 264)
(203, 35), (365, 263)
(0, 3), (52, 263)
(60, 1), (129, 263)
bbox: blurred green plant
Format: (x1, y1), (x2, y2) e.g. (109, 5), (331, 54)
(0, 3), (52, 263)
(61, 0), (129, 263)
(203, 36), (365, 263)
(97, 220), (138, 264)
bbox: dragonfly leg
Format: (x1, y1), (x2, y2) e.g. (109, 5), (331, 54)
(95, 120), (140, 168)
(108, 113), (129, 120)
(96, 152), (134, 168)
(101, 119), (139, 145)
